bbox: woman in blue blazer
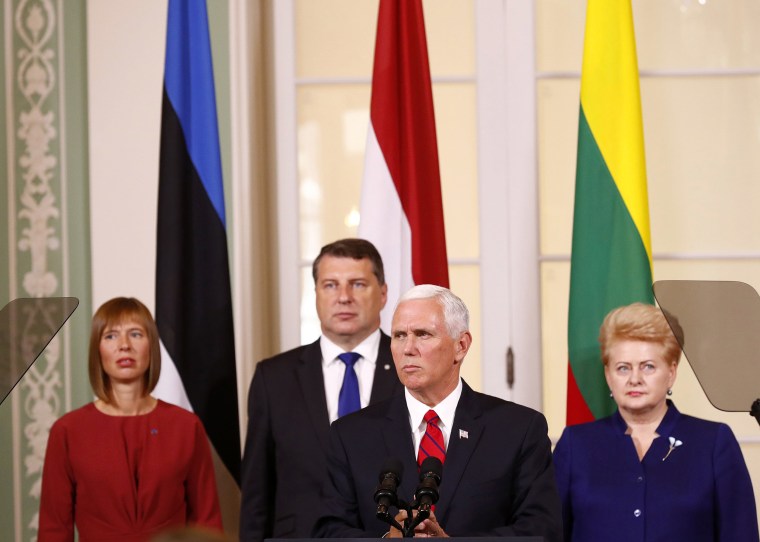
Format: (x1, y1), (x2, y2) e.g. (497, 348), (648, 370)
(554, 303), (758, 542)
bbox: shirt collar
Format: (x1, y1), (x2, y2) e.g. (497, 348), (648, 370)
(320, 329), (381, 367)
(405, 378), (463, 432)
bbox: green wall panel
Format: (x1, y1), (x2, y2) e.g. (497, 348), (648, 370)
(1, 0), (91, 539)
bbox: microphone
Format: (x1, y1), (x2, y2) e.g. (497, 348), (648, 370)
(374, 458), (404, 522)
(404, 456), (443, 536)
(414, 456), (442, 513)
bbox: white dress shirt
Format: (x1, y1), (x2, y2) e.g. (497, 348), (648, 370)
(321, 329), (381, 424)
(404, 378), (463, 456)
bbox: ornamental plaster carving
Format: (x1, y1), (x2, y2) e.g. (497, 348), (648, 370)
(16, 0), (60, 299)
(11, 0), (62, 539)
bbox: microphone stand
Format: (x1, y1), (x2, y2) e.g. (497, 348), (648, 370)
(376, 498), (407, 535)
(402, 498), (430, 537)
(376, 497), (428, 538)
(375, 457), (441, 537)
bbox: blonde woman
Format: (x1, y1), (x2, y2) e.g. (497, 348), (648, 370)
(554, 302), (758, 542)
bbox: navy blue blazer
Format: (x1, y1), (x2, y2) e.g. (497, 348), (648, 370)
(239, 333), (401, 542)
(553, 401), (759, 542)
(313, 380), (563, 541)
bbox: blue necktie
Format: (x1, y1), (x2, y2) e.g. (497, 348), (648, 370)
(337, 352), (361, 418)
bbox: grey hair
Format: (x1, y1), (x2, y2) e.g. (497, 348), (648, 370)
(397, 284), (469, 338)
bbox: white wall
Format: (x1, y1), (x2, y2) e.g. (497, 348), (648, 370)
(87, 0), (167, 311)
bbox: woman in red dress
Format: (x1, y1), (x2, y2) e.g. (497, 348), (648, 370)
(39, 297), (223, 542)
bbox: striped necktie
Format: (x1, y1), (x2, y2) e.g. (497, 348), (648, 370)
(417, 409), (446, 465)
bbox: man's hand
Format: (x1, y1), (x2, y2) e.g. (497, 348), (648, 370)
(387, 509), (449, 538)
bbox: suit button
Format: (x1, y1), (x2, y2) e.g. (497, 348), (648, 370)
(634, 509), (642, 517)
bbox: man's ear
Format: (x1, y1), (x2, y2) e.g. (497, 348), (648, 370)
(379, 282), (389, 309)
(454, 331), (472, 364)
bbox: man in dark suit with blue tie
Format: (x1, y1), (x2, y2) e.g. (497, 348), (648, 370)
(313, 285), (562, 541)
(240, 239), (402, 542)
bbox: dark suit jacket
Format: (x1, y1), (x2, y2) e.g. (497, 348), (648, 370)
(239, 332), (401, 542)
(313, 381), (562, 541)
(553, 401), (759, 542)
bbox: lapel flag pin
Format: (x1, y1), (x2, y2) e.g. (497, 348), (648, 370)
(459, 429), (468, 439)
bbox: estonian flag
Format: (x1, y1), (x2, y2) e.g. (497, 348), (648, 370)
(155, 0), (240, 484)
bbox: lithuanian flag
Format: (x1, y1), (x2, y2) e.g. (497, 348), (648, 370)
(567, 0), (654, 425)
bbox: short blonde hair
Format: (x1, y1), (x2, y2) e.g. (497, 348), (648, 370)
(599, 302), (682, 366)
(88, 297), (161, 402)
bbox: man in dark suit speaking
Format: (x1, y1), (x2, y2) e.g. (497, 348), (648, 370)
(240, 239), (402, 542)
(313, 285), (562, 541)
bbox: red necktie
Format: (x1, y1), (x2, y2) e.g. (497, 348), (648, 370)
(417, 410), (446, 466)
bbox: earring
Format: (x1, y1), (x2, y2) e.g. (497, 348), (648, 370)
(609, 391), (613, 398)
(667, 388), (673, 396)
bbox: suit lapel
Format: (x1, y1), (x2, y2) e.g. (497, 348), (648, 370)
(369, 332), (398, 404)
(296, 339), (331, 451)
(435, 382), (483, 522)
(381, 394), (419, 506)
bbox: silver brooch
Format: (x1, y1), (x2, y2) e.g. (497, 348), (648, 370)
(662, 436), (683, 461)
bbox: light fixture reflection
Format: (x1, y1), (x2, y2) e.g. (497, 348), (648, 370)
(344, 206), (360, 229)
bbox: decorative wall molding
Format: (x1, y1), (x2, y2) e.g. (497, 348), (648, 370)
(16, 0), (60, 297)
(7, 0), (63, 539)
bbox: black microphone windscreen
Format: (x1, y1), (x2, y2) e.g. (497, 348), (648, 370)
(419, 456), (442, 481)
(379, 458), (404, 483)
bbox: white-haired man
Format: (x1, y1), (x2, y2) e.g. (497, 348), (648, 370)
(314, 285), (562, 541)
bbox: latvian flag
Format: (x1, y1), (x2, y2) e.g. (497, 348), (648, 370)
(359, 0), (449, 329)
